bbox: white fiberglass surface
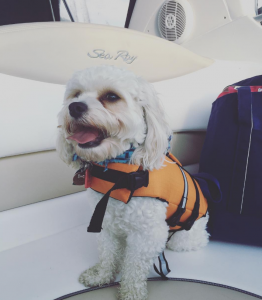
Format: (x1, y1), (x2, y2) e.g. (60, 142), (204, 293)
(156, 60), (262, 131)
(0, 73), (64, 158)
(0, 191), (261, 300)
(1, 60), (262, 158)
(0, 191), (90, 252)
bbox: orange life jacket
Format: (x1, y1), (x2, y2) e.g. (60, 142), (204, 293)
(86, 153), (208, 232)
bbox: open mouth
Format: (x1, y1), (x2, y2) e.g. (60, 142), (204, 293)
(67, 126), (107, 149)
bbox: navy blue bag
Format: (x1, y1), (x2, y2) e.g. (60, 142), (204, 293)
(199, 75), (262, 246)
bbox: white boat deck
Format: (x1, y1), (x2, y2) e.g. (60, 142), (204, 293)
(0, 191), (261, 300)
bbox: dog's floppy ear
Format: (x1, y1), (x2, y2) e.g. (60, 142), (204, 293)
(131, 78), (172, 170)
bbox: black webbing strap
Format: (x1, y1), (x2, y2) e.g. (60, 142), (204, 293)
(87, 165), (149, 233)
(90, 164), (132, 183)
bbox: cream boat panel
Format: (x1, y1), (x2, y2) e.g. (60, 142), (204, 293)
(0, 73), (64, 159)
(183, 16), (262, 62)
(1, 60), (262, 159)
(0, 22), (213, 84)
(0, 151), (85, 212)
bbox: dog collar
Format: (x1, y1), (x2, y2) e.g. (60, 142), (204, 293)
(72, 144), (136, 171)
(96, 145), (136, 170)
(72, 136), (172, 166)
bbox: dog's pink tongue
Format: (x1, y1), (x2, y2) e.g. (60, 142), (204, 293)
(67, 129), (99, 144)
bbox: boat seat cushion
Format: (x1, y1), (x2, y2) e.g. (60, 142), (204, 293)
(1, 59), (262, 158)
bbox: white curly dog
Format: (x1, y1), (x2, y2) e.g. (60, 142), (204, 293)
(56, 65), (209, 300)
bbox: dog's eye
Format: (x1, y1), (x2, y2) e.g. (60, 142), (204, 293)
(101, 92), (120, 102)
(73, 91), (81, 98)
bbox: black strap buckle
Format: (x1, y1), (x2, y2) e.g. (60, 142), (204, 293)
(127, 171), (149, 191)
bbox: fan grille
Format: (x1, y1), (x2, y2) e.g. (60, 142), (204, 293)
(158, 0), (186, 42)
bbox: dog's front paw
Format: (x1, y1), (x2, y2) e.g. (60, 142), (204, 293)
(79, 263), (116, 287)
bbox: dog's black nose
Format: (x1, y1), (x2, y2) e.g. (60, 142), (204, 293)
(69, 102), (88, 119)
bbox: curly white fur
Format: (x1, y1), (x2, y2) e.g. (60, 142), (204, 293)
(57, 65), (209, 300)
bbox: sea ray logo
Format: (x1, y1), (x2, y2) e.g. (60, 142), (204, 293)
(87, 49), (137, 64)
